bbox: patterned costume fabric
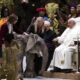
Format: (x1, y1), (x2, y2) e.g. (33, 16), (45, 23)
(13, 33), (48, 77)
(1, 40), (23, 80)
(45, 2), (59, 18)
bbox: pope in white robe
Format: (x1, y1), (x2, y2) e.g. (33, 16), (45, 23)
(48, 17), (80, 71)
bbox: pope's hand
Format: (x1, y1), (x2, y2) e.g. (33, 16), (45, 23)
(53, 38), (58, 42)
(13, 31), (16, 34)
(17, 35), (22, 37)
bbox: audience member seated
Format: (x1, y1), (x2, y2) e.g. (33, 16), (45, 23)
(48, 17), (80, 72)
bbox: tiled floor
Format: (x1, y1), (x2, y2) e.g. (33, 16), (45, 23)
(24, 76), (72, 80)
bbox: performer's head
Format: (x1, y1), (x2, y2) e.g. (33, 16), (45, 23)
(44, 20), (51, 31)
(77, 4), (80, 13)
(36, 8), (46, 17)
(70, 6), (76, 14)
(35, 17), (44, 28)
(67, 18), (76, 28)
(8, 14), (18, 24)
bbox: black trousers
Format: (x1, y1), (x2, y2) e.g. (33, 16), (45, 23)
(34, 54), (42, 75)
(45, 47), (54, 70)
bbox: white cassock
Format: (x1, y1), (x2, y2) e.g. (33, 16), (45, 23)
(48, 17), (80, 71)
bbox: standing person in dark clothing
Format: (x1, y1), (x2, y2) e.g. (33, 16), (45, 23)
(43, 21), (57, 70)
(1, 4), (10, 18)
(27, 17), (45, 75)
(0, 14), (18, 64)
(13, 0), (46, 33)
(28, 17), (44, 38)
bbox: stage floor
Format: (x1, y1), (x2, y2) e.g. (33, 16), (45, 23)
(1, 79), (71, 80)
(24, 78), (71, 80)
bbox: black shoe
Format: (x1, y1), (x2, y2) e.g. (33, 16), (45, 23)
(54, 66), (62, 72)
(61, 69), (73, 73)
(50, 67), (61, 72)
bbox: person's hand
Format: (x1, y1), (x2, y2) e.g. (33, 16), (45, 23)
(23, 32), (29, 36)
(13, 31), (16, 34)
(53, 38), (58, 42)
